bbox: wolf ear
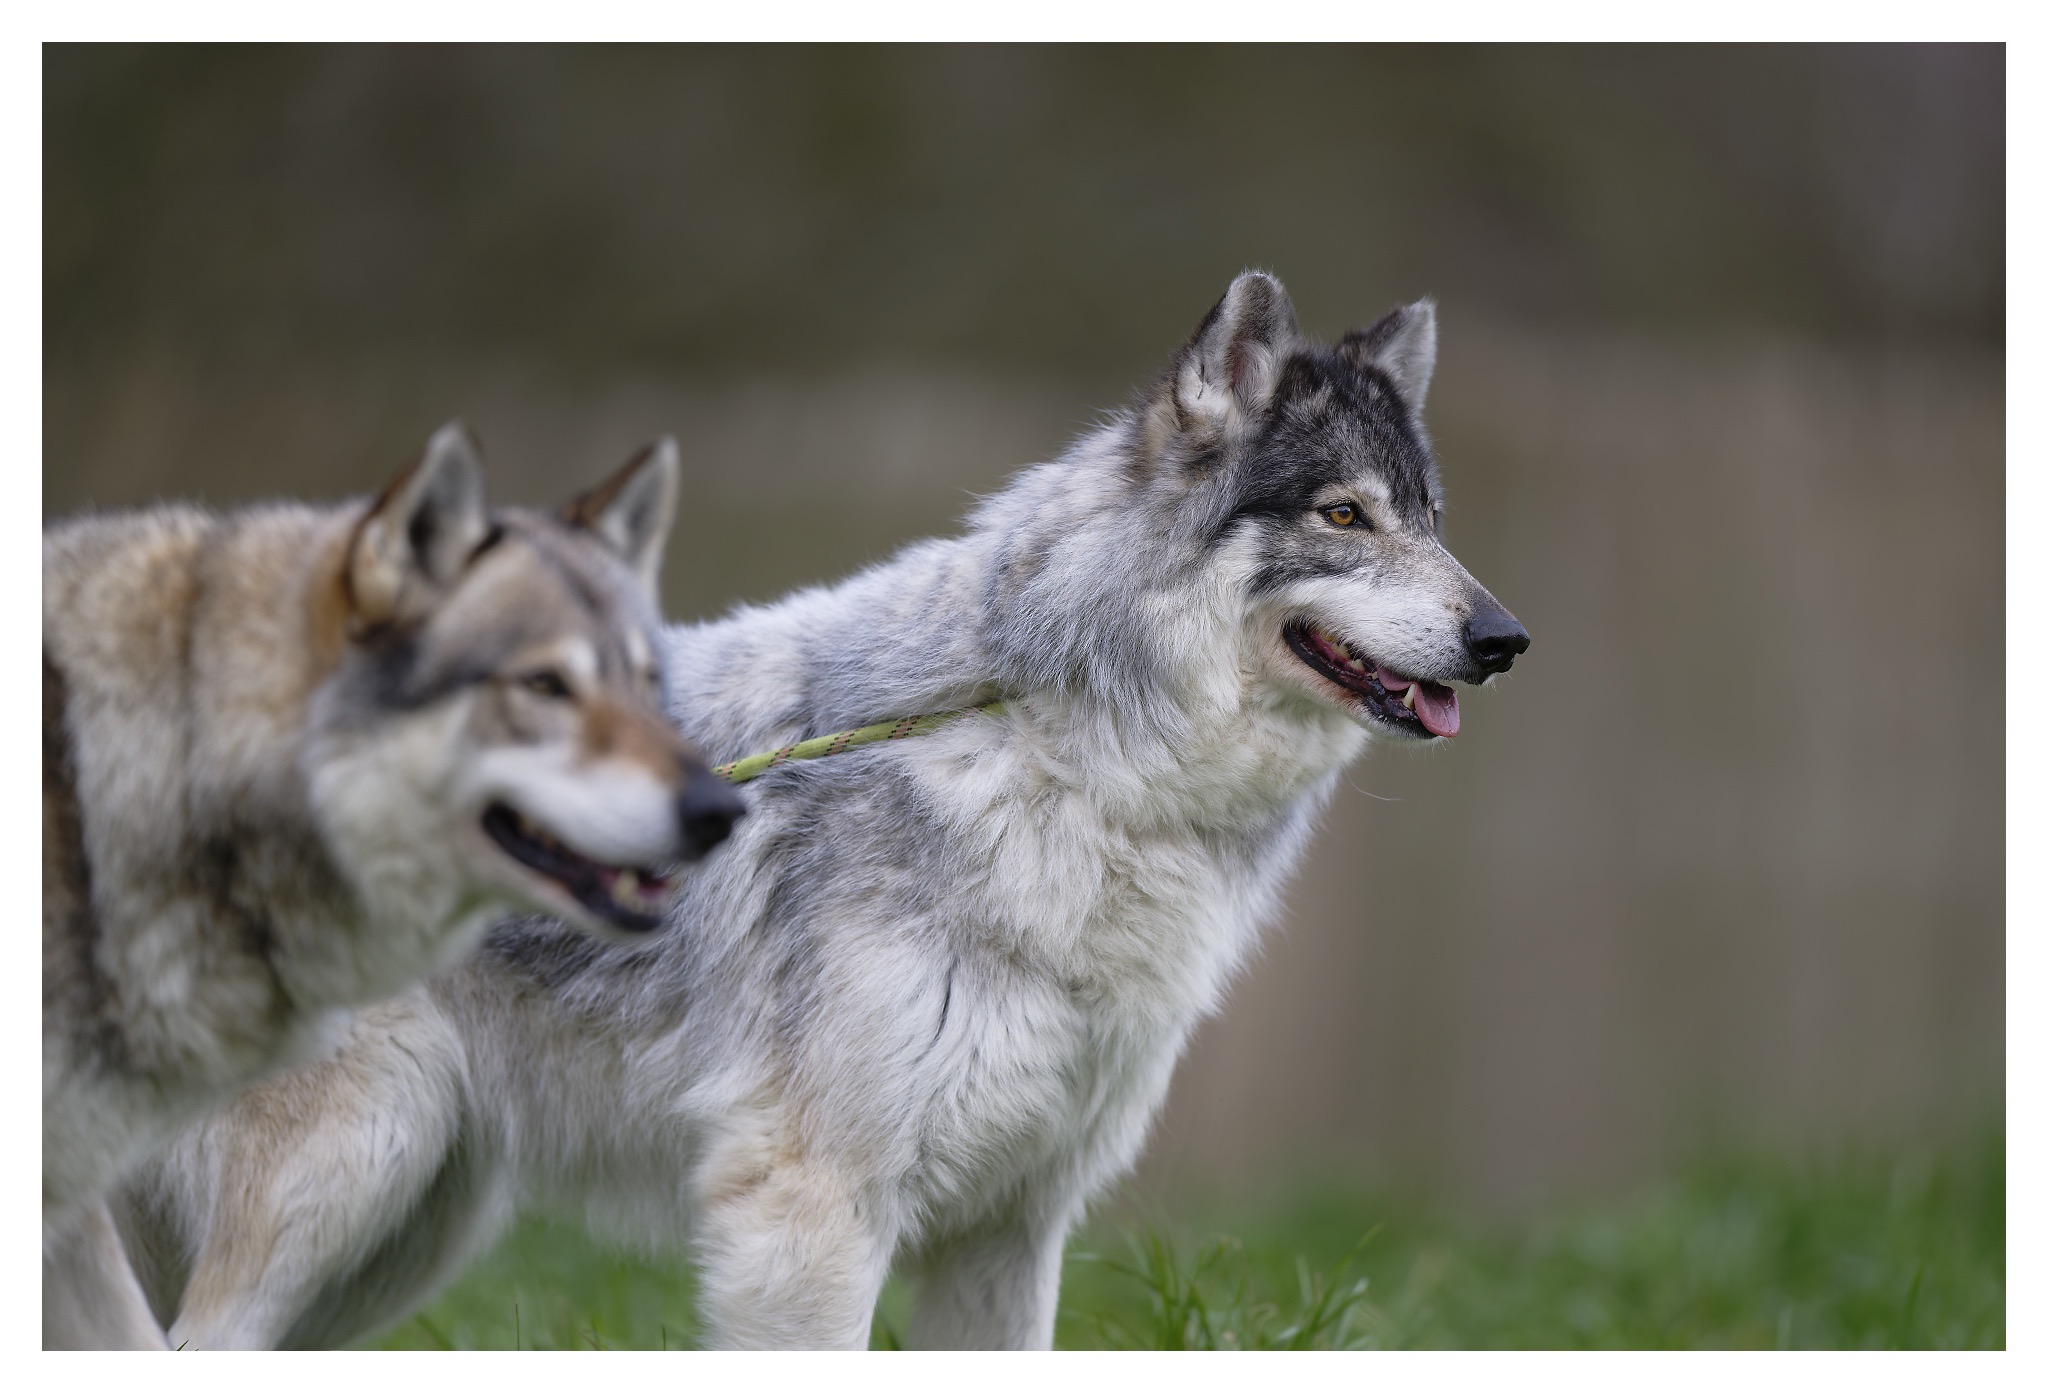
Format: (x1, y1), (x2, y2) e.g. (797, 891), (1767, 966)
(559, 437), (680, 597)
(1339, 299), (1438, 412)
(347, 421), (491, 634)
(1167, 270), (1302, 435)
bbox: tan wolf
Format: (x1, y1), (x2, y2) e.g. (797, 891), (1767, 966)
(43, 424), (743, 1347)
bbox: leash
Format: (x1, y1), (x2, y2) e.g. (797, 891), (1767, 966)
(713, 701), (1008, 785)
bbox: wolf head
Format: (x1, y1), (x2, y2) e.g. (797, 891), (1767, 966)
(311, 423), (744, 946)
(1139, 271), (1529, 742)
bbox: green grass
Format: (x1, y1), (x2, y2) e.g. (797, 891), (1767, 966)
(377, 1122), (2003, 1350)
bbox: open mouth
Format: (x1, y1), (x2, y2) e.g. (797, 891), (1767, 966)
(480, 802), (676, 933)
(1283, 620), (1461, 738)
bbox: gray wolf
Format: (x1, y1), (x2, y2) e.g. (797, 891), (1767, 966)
(44, 425), (743, 1347)
(119, 272), (1527, 1349)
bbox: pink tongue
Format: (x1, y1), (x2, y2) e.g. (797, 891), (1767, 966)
(1412, 681), (1460, 737)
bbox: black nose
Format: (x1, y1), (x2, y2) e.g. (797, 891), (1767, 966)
(677, 776), (746, 860)
(1463, 602), (1530, 675)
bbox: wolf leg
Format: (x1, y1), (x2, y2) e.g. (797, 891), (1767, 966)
(43, 1201), (168, 1349)
(693, 1157), (895, 1349)
(908, 1208), (1072, 1350)
(162, 997), (478, 1349)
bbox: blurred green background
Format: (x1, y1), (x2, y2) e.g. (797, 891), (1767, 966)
(45, 44), (2003, 1344)
(376, 1121), (2003, 1349)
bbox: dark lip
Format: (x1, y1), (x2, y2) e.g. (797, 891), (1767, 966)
(1282, 620), (1438, 740)
(480, 802), (670, 934)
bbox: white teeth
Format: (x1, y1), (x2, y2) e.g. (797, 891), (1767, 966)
(1311, 624), (1367, 669)
(609, 868), (670, 914)
(1402, 686), (1418, 711)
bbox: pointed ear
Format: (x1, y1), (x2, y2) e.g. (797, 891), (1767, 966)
(559, 437), (680, 596)
(1339, 299), (1438, 412)
(1168, 270), (1302, 435)
(346, 421), (490, 634)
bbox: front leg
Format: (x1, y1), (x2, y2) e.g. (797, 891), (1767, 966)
(150, 994), (476, 1350)
(44, 1201), (167, 1349)
(693, 1156), (896, 1349)
(907, 1205), (1076, 1350)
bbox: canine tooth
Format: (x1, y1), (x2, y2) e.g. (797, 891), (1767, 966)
(1402, 685), (1418, 711)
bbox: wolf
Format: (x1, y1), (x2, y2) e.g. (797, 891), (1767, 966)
(44, 425), (744, 1347)
(117, 272), (1528, 1349)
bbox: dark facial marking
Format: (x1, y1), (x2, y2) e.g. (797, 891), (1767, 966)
(345, 600), (575, 717)
(347, 630), (492, 715)
(1210, 346), (1440, 552)
(1245, 540), (1372, 597)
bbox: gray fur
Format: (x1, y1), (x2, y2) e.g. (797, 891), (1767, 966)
(126, 273), (1527, 1349)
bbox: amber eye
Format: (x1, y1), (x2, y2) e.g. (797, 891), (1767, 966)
(1321, 503), (1368, 530)
(519, 669), (573, 700)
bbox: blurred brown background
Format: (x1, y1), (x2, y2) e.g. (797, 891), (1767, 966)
(44, 45), (2003, 1210)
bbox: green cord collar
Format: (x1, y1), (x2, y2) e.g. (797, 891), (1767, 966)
(713, 701), (1007, 784)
